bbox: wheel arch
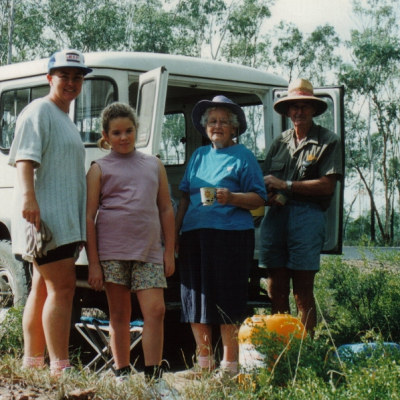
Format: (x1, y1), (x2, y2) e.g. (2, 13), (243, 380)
(0, 219), (11, 241)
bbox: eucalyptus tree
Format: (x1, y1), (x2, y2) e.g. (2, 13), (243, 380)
(272, 22), (341, 85)
(171, 0), (227, 57)
(44, 0), (127, 52)
(338, 0), (400, 244)
(0, 0), (49, 64)
(171, 0), (274, 61)
(221, 0), (274, 67)
(123, 0), (175, 53)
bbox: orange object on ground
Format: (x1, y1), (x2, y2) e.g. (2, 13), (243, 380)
(238, 314), (305, 373)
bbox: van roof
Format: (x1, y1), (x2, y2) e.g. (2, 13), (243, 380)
(0, 51), (287, 87)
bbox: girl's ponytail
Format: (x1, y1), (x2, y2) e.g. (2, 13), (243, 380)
(97, 136), (111, 150)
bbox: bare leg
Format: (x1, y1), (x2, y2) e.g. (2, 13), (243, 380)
(38, 258), (76, 361)
(137, 288), (165, 366)
(292, 270), (317, 335)
(190, 323), (213, 358)
(267, 268), (291, 315)
(105, 282), (131, 369)
(220, 324), (239, 362)
(23, 264), (47, 359)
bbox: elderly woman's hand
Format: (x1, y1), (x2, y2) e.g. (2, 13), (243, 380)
(216, 188), (233, 205)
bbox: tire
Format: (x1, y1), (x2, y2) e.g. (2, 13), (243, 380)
(0, 240), (31, 307)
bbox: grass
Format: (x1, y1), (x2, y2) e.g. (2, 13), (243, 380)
(1, 251), (400, 399)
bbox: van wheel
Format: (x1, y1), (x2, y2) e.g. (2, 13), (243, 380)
(0, 240), (30, 308)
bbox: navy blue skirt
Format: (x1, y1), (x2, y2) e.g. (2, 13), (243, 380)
(179, 228), (254, 325)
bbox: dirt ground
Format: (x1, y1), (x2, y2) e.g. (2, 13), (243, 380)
(0, 371), (58, 400)
(0, 367), (193, 400)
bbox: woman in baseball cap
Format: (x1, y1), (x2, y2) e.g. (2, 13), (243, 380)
(8, 49), (89, 376)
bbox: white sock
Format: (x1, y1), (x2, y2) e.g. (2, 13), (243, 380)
(220, 360), (238, 375)
(50, 359), (71, 376)
(23, 356), (45, 368)
(198, 355), (215, 370)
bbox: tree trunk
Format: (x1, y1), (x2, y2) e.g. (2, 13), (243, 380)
(7, 0), (15, 65)
(370, 197), (375, 242)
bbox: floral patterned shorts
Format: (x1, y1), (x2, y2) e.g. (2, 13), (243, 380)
(100, 260), (167, 291)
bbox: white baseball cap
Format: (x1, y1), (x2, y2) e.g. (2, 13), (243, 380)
(48, 49), (92, 76)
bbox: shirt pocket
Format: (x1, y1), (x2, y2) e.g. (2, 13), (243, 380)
(269, 160), (286, 180)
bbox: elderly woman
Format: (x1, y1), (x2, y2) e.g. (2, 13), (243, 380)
(259, 78), (342, 334)
(8, 49), (91, 376)
(175, 95), (267, 379)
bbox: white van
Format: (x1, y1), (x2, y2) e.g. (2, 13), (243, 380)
(0, 51), (344, 315)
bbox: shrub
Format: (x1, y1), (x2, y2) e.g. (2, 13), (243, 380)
(253, 332), (400, 399)
(0, 306), (24, 357)
(315, 254), (400, 345)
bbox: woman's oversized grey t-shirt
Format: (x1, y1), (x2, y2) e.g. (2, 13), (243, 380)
(8, 98), (86, 255)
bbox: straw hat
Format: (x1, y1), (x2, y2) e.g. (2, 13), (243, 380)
(191, 95), (247, 138)
(274, 78), (327, 117)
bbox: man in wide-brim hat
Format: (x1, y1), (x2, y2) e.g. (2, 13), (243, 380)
(259, 78), (343, 335)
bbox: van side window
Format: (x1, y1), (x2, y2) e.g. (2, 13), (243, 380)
(159, 113), (186, 165)
(241, 104), (265, 160)
(0, 86), (48, 151)
(314, 96), (334, 131)
(75, 79), (117, 145)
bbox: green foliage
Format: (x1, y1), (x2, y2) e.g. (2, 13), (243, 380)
(0, 0), (51, 65)
(243, 255), (400, 398)
(316, 255), (400, 345)
(240, 105), (266, 160)
(250, 328), (400, 399)
(0, 306), (23, 357)
(273, 22), (341, 84)
(160, 113), (186, 164)
(339, 0), (400, 245)
(44, 0), (128, 52)
(173, 0), (227, 57)
(253, 331), (336, 388)
(126, 0), (175, 53)
(249, 254), (400, 398)
(221, 0), (274, 68)
(344, 216), (372, 245)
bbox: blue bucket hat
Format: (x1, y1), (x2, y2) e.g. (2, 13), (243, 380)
(48, 49), (93, 76)
(191, 95), (247, 138)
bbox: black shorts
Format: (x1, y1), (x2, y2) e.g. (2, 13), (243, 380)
(179, 228), (254, 325)
(35, 242), (79, 267)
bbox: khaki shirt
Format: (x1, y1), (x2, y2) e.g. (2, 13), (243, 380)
(262, 123), (342, 211)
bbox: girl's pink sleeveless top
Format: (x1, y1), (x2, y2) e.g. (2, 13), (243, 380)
(94, 150), (163, 264)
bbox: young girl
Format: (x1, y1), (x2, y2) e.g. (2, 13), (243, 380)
(86, 102), (175, 382)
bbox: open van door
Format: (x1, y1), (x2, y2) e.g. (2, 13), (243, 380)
(272, 86), (345, 254)
(135, 66), (169, 156)
(74, 66), (169, 268)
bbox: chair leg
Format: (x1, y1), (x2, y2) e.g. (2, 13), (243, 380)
(75, 320), (143, 375)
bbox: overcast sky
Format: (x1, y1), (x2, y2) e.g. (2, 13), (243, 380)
(268, 0), (356, 41)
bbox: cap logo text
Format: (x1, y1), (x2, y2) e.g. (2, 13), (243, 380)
(65, 53), (80, 63)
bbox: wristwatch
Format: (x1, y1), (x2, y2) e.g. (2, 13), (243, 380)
(286, 180), (293, 191)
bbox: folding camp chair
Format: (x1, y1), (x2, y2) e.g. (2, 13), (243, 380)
(75, 316), (143, 374)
